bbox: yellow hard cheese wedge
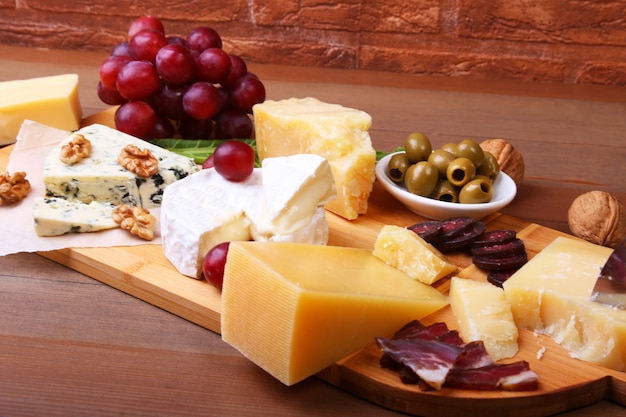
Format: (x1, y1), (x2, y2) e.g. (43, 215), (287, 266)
(221, 241), (449, 386)
(372, 225), (457, 284)
(503, 236), (626, 371)
(449, 277), (519, 361)
(0, 74), (81, 146)
(252, 97), (376, 220)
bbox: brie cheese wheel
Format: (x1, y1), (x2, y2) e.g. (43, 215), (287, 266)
(43, 123), (199, 209)
(253, 97), (376, 220)
(161, 154), (335, 278)
(33, 197), (118, 236)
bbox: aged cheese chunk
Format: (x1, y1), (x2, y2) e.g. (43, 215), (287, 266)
(0, 74), (81, 146)
(253, 97), (376, 220)
(372, 225), (457, 284)
(503, 236), (626, 370)
(43, 124), (198, 208)
(449, 277), (519, 361)
(221, 241), (449, 386)
(33, 197), (118, 236)
(161, 154), (334, 278)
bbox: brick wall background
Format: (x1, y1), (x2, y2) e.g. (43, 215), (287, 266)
(1, 0), (626, 85)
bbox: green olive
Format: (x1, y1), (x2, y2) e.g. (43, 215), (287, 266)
(440, 142), (457, 156)
(477, 151), (500, 182)
(446, 157), (476, 188)
(432, 180), (459, 203)
(456, 139), (485, 169)
(427, 149), (456, 178)
(404, 161), (438, 197)
(404, 132), (432, 163)
(459, 178), (493, 204)
(386, 152), (411, 183)
(473, 174), (493, 184)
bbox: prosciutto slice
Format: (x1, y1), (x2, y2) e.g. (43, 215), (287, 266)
(375, 337), (464, 390)
(376, 320), (539, 391)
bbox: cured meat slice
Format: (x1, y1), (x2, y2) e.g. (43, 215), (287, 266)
(453, 340), (493, 370)
(392, 320), (448, 341)
(407, 220), (443, 244)
(445, 361), (539, 391)
(438, 221), (486, 251)
(375, 337), (464, 390)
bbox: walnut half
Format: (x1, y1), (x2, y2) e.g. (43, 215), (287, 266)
(0, 171), (31, 205)
(112, 204), (157, 241)
(568, 190), (626, 248)
(60, 133), (92, 165)
(118, 144), (159, 178)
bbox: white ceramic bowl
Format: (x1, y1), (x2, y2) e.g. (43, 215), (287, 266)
(375, 152), (517, 220)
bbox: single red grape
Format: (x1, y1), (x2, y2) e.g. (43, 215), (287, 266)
(186, 27), (222, 52)
(110, 41), (133, 58)
(214, 109), (253, 139)
(146, 113), (175, 140)
(213, 140), (255, 182)
(229, 74), (266, 114)
(182, 81), (221, 120)
(221, 54), (247, 87)
(97, 82), (127, 106)
(99, 55), (132, 90)
(202, 154), (215, 169)
(155, 43), (195, 86)
(114, 101), (158, 139)
(167, 35), (187, 47)
(202, 242), (230, 290)
(154, 83), (188, 120)
(128, 15), (165, 38)
(116, 60), (161, 100)
(196, 47), (231, 84)
(178, 116), (213, 139)
(129, 28), (168, 63)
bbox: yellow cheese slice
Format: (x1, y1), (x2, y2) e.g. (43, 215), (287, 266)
(449, 277), (519, 361)
(0, 74), (82, 146)
(221, 241), (449, 386)
(252, 97), (376, 220)
(503, 236), (626, 370)
(372, 225), (457, 284)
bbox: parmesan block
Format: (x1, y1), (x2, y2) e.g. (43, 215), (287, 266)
(0, 74), (81, 146)
(372, 225), (457, 284)
(449, 277), (519, 361)
(503, 236), (626, 371)
(221, 241), (449, 386)
(253, 97), (376, 220)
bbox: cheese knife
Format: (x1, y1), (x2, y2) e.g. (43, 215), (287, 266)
(591, 238), (626, 309)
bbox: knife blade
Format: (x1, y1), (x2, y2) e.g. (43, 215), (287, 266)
(591, 238), (626, 309)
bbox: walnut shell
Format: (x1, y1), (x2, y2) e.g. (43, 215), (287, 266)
(479, 138), (525, 187)
(568, 190), (626, 248)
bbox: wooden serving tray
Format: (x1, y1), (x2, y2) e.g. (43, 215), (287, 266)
(2, 113), (625, 417)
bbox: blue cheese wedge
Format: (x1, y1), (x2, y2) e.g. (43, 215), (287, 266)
(33, 197), (118, 236)
(43, 124), (198, 208)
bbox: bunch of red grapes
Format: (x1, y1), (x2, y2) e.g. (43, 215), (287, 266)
(97, 15), (266, 140)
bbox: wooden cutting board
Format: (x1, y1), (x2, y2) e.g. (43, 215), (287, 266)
(1, 112), (625, 417)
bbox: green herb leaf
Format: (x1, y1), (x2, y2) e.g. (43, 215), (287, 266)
(150, 138), (260, 166)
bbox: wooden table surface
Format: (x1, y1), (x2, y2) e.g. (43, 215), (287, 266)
(1, 44), (625, 417)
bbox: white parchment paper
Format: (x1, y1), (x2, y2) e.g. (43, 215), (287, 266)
(1, 120), (161, 256)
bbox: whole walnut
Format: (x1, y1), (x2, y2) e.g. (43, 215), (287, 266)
(479, 139), (525, 187)
(568, 190), (626, 248)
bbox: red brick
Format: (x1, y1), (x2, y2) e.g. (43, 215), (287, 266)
(361, 0), (441, 33)
(359, 45), (566, 83)
(576, 61), (626, 85)
(458, 0), (626, 46)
